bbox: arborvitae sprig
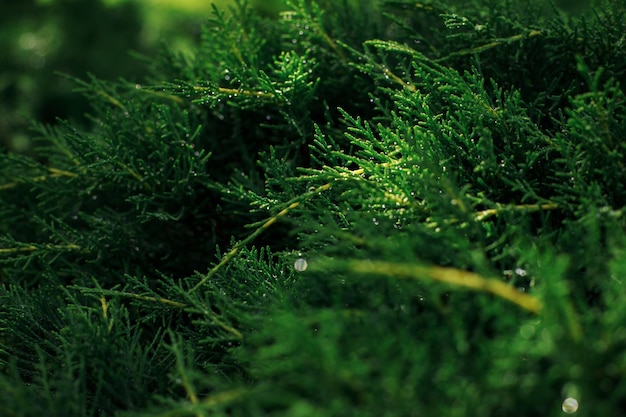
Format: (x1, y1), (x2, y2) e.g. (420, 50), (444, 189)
(2, 1), (626, 416)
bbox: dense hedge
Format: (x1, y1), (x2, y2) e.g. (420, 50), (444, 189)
(1, 1), (625, 416)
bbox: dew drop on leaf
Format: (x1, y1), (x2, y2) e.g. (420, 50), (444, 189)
(294, 258), (308, 272)
(562, 398), (578, 414)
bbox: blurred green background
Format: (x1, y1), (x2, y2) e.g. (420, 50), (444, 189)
(0, 0), (591, 154)
(0, 0), (285, 153)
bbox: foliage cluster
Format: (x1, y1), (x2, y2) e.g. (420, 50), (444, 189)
(1, 0), (626, 416)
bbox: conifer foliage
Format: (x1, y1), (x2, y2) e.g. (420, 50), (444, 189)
(2, 0), (626, 416)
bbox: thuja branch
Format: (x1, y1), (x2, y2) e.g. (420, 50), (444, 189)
(435, 29), (544, 63)
(77, 288), (187, 308)
(0, 243), (87, 254)
(199, 389), (247, 409)
(190, 166), (382, 294)
(115, 160), (153, 191)
(60, 73), (126, 111)
(75, 287), (243, 340)
(191, 159), (426, 295)
(332, 259), (543, 313)
(0, 167), (77, 191)
(192, 85), (275, 100)
(474, 202), (560, 222)
(341, 40), (417, 93)
(381, 66), (417, 93)
(189, 200), (304, 293)
(428, 202), (561, 228)
(134, 84), (184, 104)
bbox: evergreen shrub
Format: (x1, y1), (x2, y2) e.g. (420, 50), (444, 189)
(1, 0), (626, 416)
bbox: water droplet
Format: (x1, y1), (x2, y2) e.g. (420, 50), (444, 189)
(294, 258), (308, 272)
(562, 398), (578, 414)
